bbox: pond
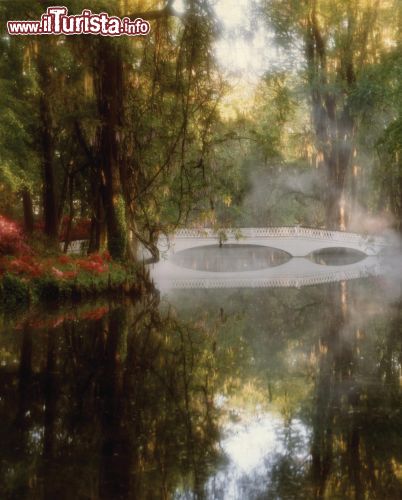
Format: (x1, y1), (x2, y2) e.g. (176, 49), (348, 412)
(0, 272), (401, 498)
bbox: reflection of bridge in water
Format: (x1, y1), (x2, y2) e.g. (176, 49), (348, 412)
(151, 227), (390, 290)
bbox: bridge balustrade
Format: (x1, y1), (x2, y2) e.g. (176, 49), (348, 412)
(173, 227), (387, 245)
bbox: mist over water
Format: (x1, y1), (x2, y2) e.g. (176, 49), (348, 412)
(241, 165), (398, 238)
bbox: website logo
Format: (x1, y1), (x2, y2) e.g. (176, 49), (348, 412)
(7, 6), (151, 36)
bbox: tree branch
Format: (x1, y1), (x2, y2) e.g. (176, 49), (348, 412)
(127, 0), (178, 21)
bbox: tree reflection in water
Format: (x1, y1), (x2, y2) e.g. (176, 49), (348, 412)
(0, 293), (223, 499)
(0, 278), (401, 499)
(307, 281), (402, 500)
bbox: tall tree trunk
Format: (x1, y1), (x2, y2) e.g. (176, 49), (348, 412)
(37, 42), (59, 241)
(88, 165), (106, 253)
(306, 7), (356, 230)
(88, 195), (106, 253)
(63, 173), (75, 253)
(96, 40), (127, 260)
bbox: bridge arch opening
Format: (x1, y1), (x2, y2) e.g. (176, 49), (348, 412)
(171, 244), (292, 272)
(308, 247), (367, 266)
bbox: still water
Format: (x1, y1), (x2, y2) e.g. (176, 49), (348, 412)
(0, 272), (402, 498)
(172, 245), (291, 272)
(309, 248), (367, 266)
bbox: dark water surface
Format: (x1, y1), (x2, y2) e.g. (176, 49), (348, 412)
(1, 277), (402, 499)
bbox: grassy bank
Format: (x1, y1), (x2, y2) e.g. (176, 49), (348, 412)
(0, 216), (154, 308)
(0, 252), (152, 309)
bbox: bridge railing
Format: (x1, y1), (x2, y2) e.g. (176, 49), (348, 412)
(163, 262), (384, 289)
(60, 239), (88, 254)
(173, 227), (388, 245)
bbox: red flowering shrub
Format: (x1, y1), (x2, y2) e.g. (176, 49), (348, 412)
(51, 267), (64, 278)
(0, 216), (30, 256)
(8, 256), (42, 277)
(51, 266), (77, 279)
(77, 253), (109, 274)
(2, 252), (110, 280)
(88, 253), (103, 265)
(58, 254), (71, 265)
(102, 250), (111, 262)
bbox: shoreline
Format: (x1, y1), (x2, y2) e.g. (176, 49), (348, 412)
(0, 258), (154, 310)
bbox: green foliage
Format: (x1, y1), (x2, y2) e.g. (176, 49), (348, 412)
(32, 264), (137, 301)
(261, 0), (402, 228)
(0, 273), (30, 307)
(350, 47), (402, 223)
(108, 195), (128, 260)
(0, 0), (230, 252)
(0, 261), (138, 308)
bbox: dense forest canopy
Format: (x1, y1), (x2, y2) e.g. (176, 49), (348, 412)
(0, 0), (401, 261)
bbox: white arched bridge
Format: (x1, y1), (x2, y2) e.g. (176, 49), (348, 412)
(150, 227), (392, 290)
(158, 227), (389, 258)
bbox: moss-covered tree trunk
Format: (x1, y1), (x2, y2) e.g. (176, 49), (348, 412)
(88, 183), (106, 254)
(96, 40), (128, 260)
